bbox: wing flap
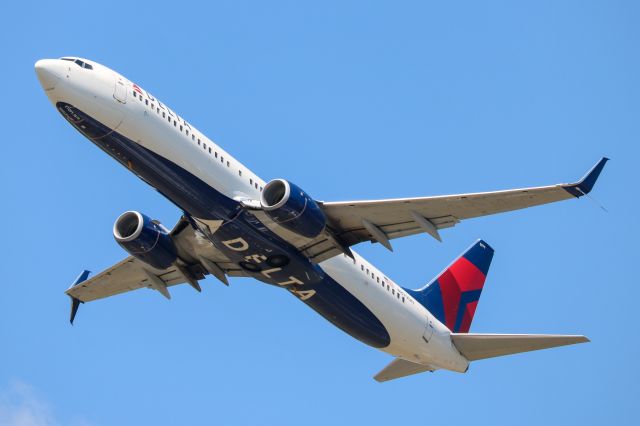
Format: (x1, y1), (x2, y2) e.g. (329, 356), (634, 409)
(451, 333), (590, 361)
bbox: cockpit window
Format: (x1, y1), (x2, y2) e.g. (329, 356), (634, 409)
(59, 58), (92, 69)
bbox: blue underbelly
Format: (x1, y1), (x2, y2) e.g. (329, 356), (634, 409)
(57, 102), (391, 348)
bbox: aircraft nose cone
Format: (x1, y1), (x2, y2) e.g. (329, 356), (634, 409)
(35, 59), (61, 90)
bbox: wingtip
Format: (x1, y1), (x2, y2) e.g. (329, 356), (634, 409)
(578, 157), (609, 194)
(67, 270), (90, 325)
(69, 297), (82, 325)
(565, 335), (590, 344)
(563, 157), (609, 197)
(68, 270), (91, 290)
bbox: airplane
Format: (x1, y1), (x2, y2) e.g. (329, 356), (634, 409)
(35, 57), (607, 382)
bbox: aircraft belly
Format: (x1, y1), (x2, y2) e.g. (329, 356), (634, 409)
(298, 273), (391, 348)
(57, 102), (391, 349)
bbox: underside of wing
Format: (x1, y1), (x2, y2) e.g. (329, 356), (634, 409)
(66, 257), (199, 303)
(318, 158), (608, 252)
(65, 216), (249, 322)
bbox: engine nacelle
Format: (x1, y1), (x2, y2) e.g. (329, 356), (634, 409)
(260, 179), (326, 238)
(113, 211), (177, 270)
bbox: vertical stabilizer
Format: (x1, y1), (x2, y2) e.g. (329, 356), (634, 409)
(405, 240), (494, 333)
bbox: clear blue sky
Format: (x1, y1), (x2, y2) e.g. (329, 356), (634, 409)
(1, 1), (637, 425)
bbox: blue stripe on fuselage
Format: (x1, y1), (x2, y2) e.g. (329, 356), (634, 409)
(57, 102), (391, 348)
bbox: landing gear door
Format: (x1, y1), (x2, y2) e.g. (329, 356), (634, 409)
(114, 75), (127, 103)
(423, 318), (434, 343)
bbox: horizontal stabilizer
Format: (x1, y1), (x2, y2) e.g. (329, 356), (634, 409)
(451, 333), (589, 361)
(374, 358), (436, 382)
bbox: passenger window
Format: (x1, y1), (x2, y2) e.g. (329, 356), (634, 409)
(180, 125), (183, 131)
(402, 297), (405, 303)
(377, 277), (380, 283)
(145, 99), (148, 106)
(203, 143), (207, 149)
(221, 156), (224, 163)
(215, 152), (218, 158)
(392, 289), (395, 295)
(250, 178), (253, 185)
(197, 140), (200, 145)
(132, 91), (136, 97)
(173, 120), (177, 127)
(186, 130), (189, 136)
(366, 268), (369, 275)
(151, 104), (154, 109)
(361, 265), (364, 271)
(192, 135), (195, 141)
(209, 147), (212, 154)
(162, 112), (166, 118)
(260, 186), (263, 191)
(239, 170), (242, 176)
(227, 161), (230, 167)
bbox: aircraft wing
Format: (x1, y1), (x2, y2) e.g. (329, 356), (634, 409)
(65, 216), (248, 323)
(66, 257), (199, 303)
(308, 158), (608, 255)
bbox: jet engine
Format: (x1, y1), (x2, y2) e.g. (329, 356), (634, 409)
(113, 211), (177, 270)
(260, 179), (326, 238)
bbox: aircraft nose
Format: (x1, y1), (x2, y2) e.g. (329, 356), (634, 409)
(35, 59), (61, 90)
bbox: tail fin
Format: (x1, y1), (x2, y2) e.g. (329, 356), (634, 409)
(405, 239), (494, 333)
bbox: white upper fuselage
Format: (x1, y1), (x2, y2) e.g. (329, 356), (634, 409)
(35, 57), (469, 372)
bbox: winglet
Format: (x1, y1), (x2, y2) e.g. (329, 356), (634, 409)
(68, 270), (90, 325)
(564, 157), (609, 197)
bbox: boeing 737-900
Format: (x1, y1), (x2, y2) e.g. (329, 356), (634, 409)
(35, 57), (607, 381)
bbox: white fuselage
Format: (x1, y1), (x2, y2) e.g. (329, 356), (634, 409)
(36, 57), (469, 372)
